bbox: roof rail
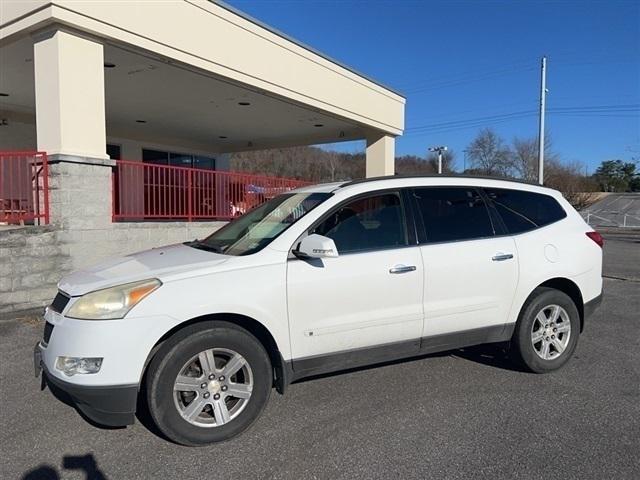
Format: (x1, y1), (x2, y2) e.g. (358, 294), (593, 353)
(340, 173), (552, 189)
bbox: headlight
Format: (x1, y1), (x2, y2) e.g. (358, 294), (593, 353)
(66, 279), (161, 320)
(56, 356), (103, 376)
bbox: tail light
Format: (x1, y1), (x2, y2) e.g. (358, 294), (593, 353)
(586, 231), (604, 248)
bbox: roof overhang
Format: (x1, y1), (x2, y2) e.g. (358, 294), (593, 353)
(1, 0), (405, 152)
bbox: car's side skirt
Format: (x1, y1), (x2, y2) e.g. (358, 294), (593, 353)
(289, 323), (515, 382)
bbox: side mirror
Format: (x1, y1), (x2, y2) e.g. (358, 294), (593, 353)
(294, 234), (339, 259)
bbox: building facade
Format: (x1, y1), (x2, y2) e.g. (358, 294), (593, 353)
(0, 0), (405, 314)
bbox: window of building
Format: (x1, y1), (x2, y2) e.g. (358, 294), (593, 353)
(106, 144), (121, 160)
(413, 187), (494, 243)
(483, 188), (567, 234)
(312, 193), (407, 253)
(142, 149), (216, 170)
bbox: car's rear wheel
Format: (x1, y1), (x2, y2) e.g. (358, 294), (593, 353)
(146, 321), (272, 446)
(511, 287), (580, 373)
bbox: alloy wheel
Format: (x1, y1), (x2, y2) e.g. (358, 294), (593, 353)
(530, 304), (572, 360)
(173, 348), (253, 427)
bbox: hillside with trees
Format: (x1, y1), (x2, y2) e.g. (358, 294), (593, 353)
(230, 127), (638, 208)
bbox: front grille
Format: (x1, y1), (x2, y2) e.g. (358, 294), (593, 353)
(50, 292), (70, 313)
(43, 322), (54, 345)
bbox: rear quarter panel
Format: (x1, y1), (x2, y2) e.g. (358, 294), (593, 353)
(508, 198), (602, 325)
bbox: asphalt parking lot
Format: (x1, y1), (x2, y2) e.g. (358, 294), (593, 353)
(2, 234), (639, 480)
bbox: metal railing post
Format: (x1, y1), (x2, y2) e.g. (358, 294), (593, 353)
(187, 168), (193, 222)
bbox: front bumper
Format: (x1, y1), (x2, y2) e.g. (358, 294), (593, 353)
(35, 342), (138, 427)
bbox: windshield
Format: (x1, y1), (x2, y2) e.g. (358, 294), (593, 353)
(190, 192), (330, 256)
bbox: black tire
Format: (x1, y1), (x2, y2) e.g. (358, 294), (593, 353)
(145, 321), (272, 446)
(511, 287), (580, 373)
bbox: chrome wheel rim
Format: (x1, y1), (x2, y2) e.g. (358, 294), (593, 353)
(173, 348), (253, 428)
(531, 304), (571, 360)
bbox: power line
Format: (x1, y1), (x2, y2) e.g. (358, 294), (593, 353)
(405, 103), (639, 135)
(397, 55), (638, 95)
(403, 109), (638, 138)
(394, 58), (536, 90)
(405, 64), (537, 94)
(406, 110), (538, 132)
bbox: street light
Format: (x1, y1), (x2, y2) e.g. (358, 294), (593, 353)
(428, 146), (448, 174)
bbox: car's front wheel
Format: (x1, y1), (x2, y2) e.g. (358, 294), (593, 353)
(511, 287), (580, 373)
(145, 321), (272, 446)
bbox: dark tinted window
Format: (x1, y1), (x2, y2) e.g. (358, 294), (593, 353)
(484, 188), (566, 234)
(313, 193), (407, 253)
(142, 149), (216, 170)
(413, 187), (494, 243)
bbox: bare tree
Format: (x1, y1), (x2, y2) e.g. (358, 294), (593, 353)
(544, 158), (599, 209)
(511, 134), (561, 183)
(466, 128), (512, 176)
(511, 137), (538, 182)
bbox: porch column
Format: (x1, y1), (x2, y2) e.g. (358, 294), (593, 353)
(33, 29), (114, 267)
(365, 133), (395, 177)
(34, 29), (107, 159)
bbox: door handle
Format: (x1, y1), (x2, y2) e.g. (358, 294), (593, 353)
(492, 253), (514, 262)
(389, 265), (417, 274)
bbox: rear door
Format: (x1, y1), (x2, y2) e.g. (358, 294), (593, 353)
(411, 187), (519, 338)
(287, 191), (424, 369)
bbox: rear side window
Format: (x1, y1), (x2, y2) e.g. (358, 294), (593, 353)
(484, 188), (567, 234)
(412, 187), (494, 243)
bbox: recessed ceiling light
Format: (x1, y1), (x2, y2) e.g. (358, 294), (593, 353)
(314, 124), (324, 127)
(135, 120), (147, 124)
(104, 62), (116, 68)
(238, 102), (251, 106)
(218, 136), (228, 139)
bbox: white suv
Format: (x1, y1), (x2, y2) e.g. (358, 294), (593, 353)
(35, 176), (603, 445)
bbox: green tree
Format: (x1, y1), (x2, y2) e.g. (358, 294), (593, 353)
(593, 160), (637, 192)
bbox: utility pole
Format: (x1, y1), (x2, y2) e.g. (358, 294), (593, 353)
(537, 56), (547, 185)
(428, 145), (448, 174)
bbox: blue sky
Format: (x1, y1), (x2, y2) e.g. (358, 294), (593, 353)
(227, 0), (639, 173)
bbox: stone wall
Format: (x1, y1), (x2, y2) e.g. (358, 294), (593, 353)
(0, 221), (224, 316)
(0, 226), (68, 315)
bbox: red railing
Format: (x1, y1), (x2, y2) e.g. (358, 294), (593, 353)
(112, 160), (310, 221)
(0, 151), (49, 225)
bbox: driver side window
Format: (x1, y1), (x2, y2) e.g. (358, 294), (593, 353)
(312, 193), (407, 254)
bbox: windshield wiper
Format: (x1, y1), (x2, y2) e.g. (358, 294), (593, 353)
(185, 240), (224, 254)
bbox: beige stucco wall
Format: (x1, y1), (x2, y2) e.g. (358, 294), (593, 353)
(0, 0), (48, 24)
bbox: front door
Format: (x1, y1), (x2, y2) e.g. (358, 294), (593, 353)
(287, 192), (424, 372)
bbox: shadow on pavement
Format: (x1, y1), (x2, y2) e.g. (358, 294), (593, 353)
(452, 344), (528, 372)
(22, 454), (108, 480)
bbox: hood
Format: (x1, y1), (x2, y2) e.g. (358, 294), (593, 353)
(59, 243), (230, 296)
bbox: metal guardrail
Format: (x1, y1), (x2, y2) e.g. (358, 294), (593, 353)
(112, 160), (311, 221)
(0, 151), (50, 225)
(583, 212), (640, 228)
